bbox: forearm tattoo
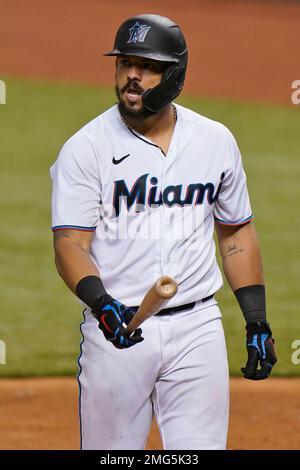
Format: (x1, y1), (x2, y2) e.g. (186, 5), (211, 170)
(224, 243), (244, 259)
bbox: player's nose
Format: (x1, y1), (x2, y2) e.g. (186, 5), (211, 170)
(127, 65), (143, 82)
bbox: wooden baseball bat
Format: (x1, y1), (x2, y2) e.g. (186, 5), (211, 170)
(125, 276), (178, 335)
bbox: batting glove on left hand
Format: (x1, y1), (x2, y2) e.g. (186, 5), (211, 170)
(93, 295), (144, 349)
(241, 320), (277, 380)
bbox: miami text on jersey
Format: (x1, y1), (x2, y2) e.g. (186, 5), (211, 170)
(113, 172), (225, 217)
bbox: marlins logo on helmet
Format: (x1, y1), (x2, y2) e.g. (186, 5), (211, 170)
(127, 22), (151, 44)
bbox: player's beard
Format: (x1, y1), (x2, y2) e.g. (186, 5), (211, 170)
(115, 81), (155, 120)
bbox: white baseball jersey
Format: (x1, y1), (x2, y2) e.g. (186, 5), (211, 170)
(50, 103), (252, 308)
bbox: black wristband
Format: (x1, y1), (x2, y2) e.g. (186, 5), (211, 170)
(76, 275), (108, 311)
(234, 284), (266, 324)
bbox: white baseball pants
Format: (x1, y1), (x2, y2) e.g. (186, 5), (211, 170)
(78, 300), (229, 450)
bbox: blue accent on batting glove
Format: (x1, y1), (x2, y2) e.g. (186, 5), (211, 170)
(242, 320), (277, 380)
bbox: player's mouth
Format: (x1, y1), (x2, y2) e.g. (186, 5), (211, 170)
(124, 89), (142, 104)
(122, 82), (144, 105)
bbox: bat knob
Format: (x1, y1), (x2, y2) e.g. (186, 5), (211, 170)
(156, 276), (178, 299)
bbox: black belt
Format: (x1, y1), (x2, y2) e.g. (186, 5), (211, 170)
(154, 294), (214, 317)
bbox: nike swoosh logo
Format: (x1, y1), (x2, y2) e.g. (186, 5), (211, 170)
(100, 313), (114, 334)
(112, 154), (130, 165)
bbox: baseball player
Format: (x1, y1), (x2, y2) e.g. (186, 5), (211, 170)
(50, 14), (277, 450)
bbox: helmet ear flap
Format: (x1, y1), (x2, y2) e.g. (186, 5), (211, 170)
(142, 61), (185, 112)
(162, 63), (178, 82)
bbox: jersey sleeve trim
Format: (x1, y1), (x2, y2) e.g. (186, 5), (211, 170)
(51, 225), (97, 232)
(214, 214), (253, 226)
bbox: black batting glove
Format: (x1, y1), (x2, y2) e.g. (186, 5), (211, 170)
(92, 294), (144, 349)
(241, 320), (277, 380)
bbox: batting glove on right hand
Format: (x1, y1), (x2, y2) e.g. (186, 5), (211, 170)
(241, 320), (277, 380)
(92, 295), (144, 349)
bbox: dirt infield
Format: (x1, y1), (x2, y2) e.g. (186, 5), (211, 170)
(0, 377), (299, 450)
(1, 0), (300, 104)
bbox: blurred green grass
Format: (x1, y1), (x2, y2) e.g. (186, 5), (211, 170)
(0, 77), (299, 376)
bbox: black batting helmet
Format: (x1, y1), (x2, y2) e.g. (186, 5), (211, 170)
(104, 14), (188, 112)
